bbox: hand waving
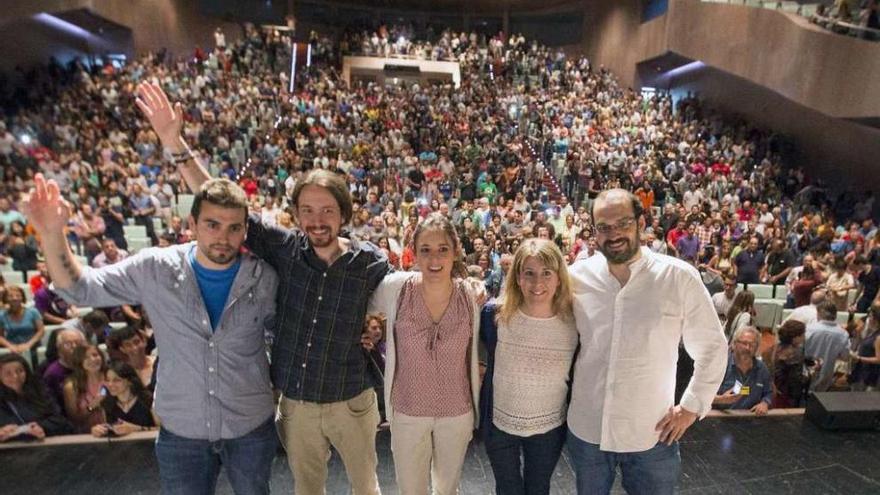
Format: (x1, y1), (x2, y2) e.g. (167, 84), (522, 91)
(135, 82), (184, 149)
(21, 174), (71, 236)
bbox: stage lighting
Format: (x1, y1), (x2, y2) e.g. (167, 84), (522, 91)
(19, 134), (32, 145)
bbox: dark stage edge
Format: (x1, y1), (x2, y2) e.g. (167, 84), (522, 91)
(2, 417), (879, 494)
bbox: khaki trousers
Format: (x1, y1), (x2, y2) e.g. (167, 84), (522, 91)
(390, 411), (474, 495)
(276, 388), (381, 495)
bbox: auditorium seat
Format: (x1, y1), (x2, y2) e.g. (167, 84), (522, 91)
(773, 284), (788, 301)
(3, 271), (25, 285)
(748, 284), (774, 300)
(123, 225), (147, 239)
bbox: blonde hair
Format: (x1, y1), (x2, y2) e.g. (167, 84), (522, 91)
(497, 238), (573, 325)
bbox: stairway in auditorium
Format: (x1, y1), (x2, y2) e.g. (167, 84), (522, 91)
(542, 169), (563, 202)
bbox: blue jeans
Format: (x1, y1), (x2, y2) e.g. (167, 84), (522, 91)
(485, 423), (566, 495)
(155, 416), (277, 495)
(566, 429), (680, 495)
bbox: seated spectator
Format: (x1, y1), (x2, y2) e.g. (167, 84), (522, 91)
(107, 326), (155, 390)
(92, 237), (128, 268)
(784, 289), (826, 327)
(712, 276), (738, 322)
(724, 290), (755, 340)
(805, 302), (850, 392)
(0, 354), (72, 441)
(849, 301), (880, 391)
(0, 285), (44, 362)
(33, 274), (77, 324)
(713, 326), (772, 415)
(90, 362), (157, 438)
(27, 261), (49, 295)
(5, 220), (38, 277)
(826, 257), (856, 311)
(63, 309), (112, 345)
(771, 320), (817, 408)
(42, 328), (86, 408)
(61, 344), (107, 433)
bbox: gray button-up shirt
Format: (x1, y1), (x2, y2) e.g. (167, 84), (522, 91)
(55, 242), (278, 441)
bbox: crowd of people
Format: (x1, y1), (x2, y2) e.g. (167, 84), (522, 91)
(0, 18), (879, 494)
(812, 0), (880, 38)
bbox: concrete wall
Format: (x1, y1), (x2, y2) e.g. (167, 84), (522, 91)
(580, 0), (880, 120)
(0, 0), (240, 59)
(579, 0), (880, 190)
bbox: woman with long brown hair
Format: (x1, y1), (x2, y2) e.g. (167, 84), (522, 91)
(369, 213), (482, 495)
(62, 344), (107, 433)
(724, 290), (755, 340)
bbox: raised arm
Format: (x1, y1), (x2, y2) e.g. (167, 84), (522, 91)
(22, 175), (145, 308)
(135, 82), (210, 193)
(21, 174), (81, 290)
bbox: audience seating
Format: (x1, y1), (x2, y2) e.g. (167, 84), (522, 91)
(773, 285), (788, 301)
(3, 271), (25, 285)
(123, 225), (147, 239)
(748, 284), (774, 300)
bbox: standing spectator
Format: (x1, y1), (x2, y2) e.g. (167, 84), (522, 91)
(712, 276), (738, 322)
(724, 290), (755, 340)
(849, 302), (880, 391)
(772, 320), (813, 408)
(734, 237), (764, 285)
(675, 223), (701, 262)
(129, 183), (157, 245)
(805, 302), (850, 392)
(762, 239), (795, 287)
(853, 256), (880, 313)
(826, 257), (856, 311)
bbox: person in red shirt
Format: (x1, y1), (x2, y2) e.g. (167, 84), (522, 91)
(666, 220), (687, 253)
(736, 200), (756, 223)
(29, 261), (49, 295)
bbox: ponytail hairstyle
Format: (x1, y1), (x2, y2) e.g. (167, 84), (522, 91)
(412, 212), (468, 279)
(497, 238), (574, 326)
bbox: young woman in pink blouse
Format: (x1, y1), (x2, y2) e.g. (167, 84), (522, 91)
(369, 213), (482, 495)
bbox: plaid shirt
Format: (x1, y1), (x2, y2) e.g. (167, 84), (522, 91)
(247, 215), (391, 403)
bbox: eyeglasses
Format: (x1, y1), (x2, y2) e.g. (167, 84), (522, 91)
(593, 217), (637, 235)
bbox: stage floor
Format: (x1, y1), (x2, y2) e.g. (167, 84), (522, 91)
(2, 417), (879, 494)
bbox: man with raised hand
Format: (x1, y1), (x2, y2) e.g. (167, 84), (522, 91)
(23, 174), (279, 495)
(136, 82), (390, 494)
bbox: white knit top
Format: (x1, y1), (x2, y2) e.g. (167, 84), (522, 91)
(492, 310), (579, 436)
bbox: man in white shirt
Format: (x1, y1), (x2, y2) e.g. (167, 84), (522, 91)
(783, 289), (826, 327)
(712, 276), (738, 321)
(567, 189), (728, 495)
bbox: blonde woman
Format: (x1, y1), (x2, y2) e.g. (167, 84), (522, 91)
(368, 213), (482, 495)
(479, 239), (578, 495)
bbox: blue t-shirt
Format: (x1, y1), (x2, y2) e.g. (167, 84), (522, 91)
(0, 307), (42, 344)
(188, 247), (241, 331)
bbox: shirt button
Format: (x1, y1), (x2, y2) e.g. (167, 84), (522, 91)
(301, 363), (306, 368)
(307, 342), (312, 347)
(323, 272), (327, 277)
(202, 319), (208, 325)
(174, 283), (179, 288)
(206, 422), (211, 427)
(312, 319), (317, 324)
(208, 342), (214, 348)
(318, 296), (322, 301)
(209, 390), (215, 396)
(208, 367), (215, 373)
